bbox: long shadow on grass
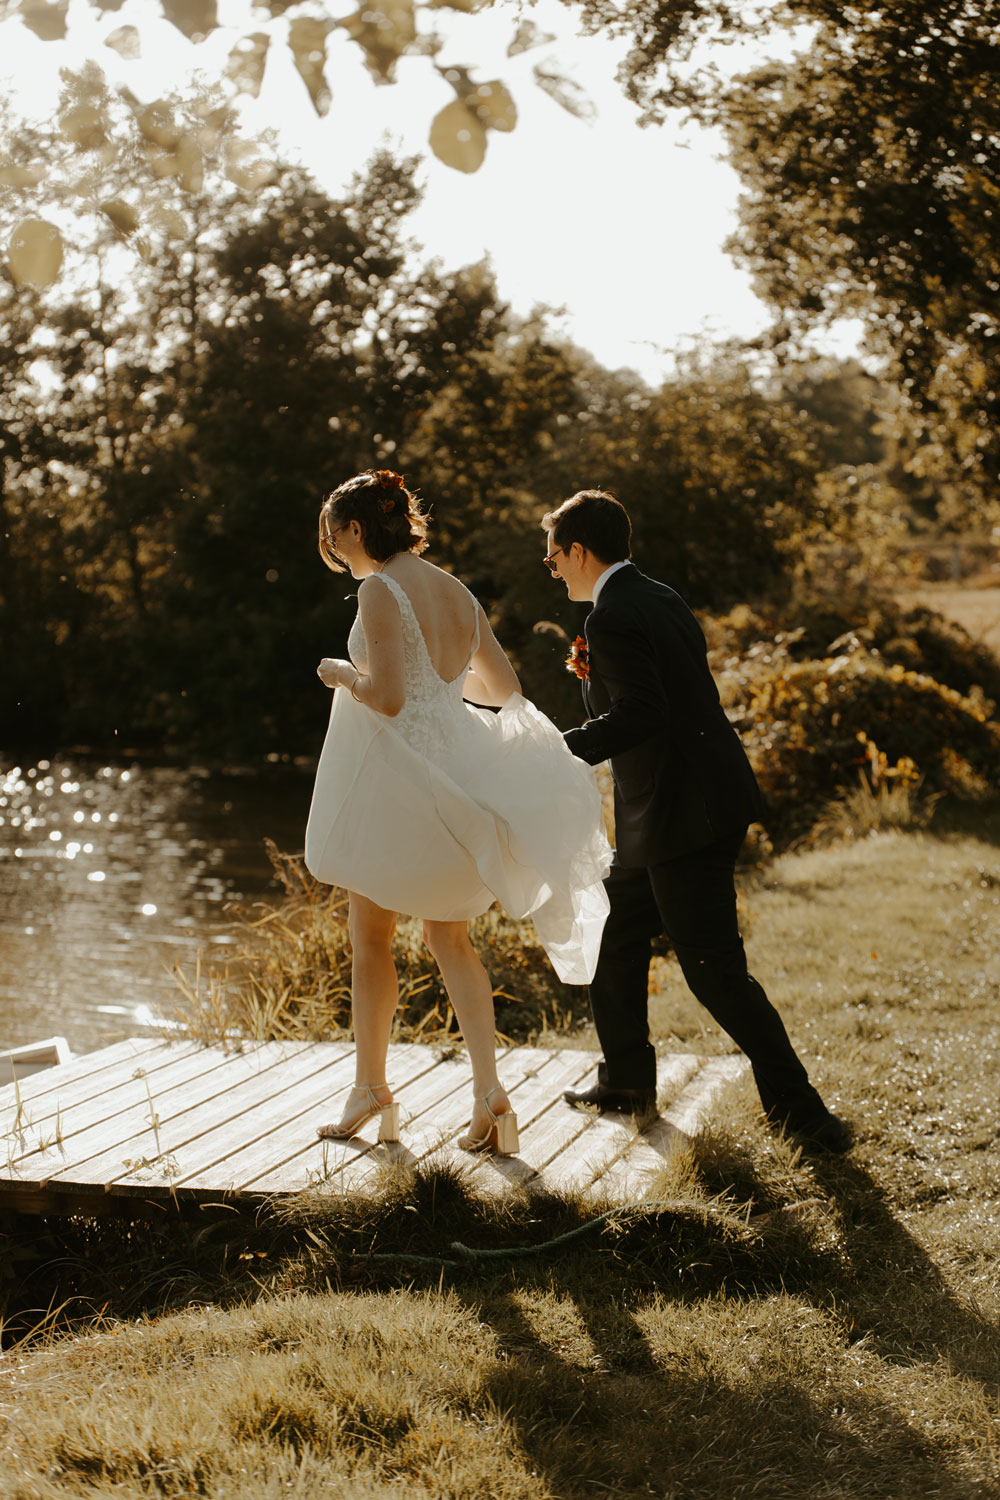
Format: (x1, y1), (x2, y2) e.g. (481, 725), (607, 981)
(452, 1272), (984, 1499)
(807, 1152), (1000, 1390)
(691, 1132), (1000, 1390)
(2, 1163), (995, 1498)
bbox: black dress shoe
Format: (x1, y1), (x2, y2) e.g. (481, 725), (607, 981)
(564, 1084), (657, 1117)
(772, 1111), (853, 1154)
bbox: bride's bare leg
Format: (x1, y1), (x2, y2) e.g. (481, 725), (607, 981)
(422, 919), (513, 1142)
(322, 891), (398, 1132)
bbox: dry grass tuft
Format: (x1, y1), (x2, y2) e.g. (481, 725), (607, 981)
(811, 769), (941, 843)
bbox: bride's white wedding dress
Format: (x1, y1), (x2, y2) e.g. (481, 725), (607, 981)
(304, 573), (611, 983)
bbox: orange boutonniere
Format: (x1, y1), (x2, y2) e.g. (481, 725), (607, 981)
(566, 634), (590, 680)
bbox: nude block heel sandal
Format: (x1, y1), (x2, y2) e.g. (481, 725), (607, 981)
(458, 1085), (519, 1156)
(377, 1099), (401, 1143)
(317, 1085), (400, 1143)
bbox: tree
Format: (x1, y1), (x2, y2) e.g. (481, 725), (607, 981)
(0, 73), (505, 750)
(724, 4), (1000, 519)
(574, 0), (1000, 519)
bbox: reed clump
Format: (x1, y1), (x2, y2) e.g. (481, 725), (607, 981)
(169, 840), (588, 1048)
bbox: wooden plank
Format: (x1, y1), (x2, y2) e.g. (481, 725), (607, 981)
(62, 1042), (354, 1196)
(1, 1042), (267, 1171)
(363, 1045), (587, 1181)
(158, 1042), (436, 1197)
(459, 1049), (600, 1189)
(254, 1046), (587, 1197)
(0, 1041), (748, 1215)
(247, 1044), (525, 1195)
(540, 1111), (640, 1193)
(486, 1053), (700, 1195)
(460, 1054), (600, 1191)
(388, 1047), (491, 1124)
(542, 1054), (703, 1194)
(2, 1044), (308, 1170)
(585, 1056), (750, 1204)
(309, 1048), (598, 1199)
(37, 1038), (338, 1188)
(584, 1117), (690, 1204)
(660, 1055), (747, 1135)
(0, 1037), (184, 1116)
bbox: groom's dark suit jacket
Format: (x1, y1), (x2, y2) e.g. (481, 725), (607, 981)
(563, 563), (764, 866)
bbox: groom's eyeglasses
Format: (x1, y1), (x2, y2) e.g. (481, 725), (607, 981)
(543, 546), (567, 574)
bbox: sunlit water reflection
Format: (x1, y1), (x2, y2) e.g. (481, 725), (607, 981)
(0, 757), (314, 1054)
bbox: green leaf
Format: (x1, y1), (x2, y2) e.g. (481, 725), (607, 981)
(149, 205), (189, 240)
(429, 99), (487, 173)
(226, 32), (269, 98)
(463, 80), (517, 134)
(8, 217), (64, 287)
(289, 17), (334, 116)
(224, 138), (274, 191)
(58, 102), (108, 151)
(150, 133), (204, 193)
(100, 198), (139, 236)
(136, 100), (183, 151)
(339, 1), (415, 84)
(507, 20), (555, 58)
(18, 0), (67, 41)
(0, 164), (44, 188)
(104, 24), (140, 58)
(533, 64), (596, 122)
(161, 0), (218, 42)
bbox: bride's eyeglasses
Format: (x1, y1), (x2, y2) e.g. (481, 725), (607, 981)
(321, 522), (349, 556)
(542, 546), (567, 574)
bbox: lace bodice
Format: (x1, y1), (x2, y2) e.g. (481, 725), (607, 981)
(347, 572), (480, 757)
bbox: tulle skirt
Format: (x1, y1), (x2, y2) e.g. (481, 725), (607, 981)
(304, 690), (611, 983)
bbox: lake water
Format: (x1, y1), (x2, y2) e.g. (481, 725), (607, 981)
(0, 756), (316, 1056)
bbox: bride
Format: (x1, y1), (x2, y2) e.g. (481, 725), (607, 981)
(304, 469), (610, 1154)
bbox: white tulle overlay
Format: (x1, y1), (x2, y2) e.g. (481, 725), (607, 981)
(304, 575), (611, 984)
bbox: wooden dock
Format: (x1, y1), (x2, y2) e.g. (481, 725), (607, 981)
(0, 1037), (747, 1215)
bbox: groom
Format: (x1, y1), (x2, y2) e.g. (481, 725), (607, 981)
(543, 489), (850, 1152)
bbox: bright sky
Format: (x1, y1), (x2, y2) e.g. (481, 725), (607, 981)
(0, 0), (862, 384)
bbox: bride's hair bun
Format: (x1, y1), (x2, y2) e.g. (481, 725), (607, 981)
(374, 469), (405, 490)
(372, 470), (405, 513)
(319, 465), (430, 573)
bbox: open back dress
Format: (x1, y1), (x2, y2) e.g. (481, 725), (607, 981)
(304, 573), (611, 984)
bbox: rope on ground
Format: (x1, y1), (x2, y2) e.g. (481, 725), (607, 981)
(358, 1205), (631, 1267)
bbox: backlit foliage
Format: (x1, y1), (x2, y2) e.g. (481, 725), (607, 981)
(711, 591), (1000, 843)
(0, 0), (585, 211)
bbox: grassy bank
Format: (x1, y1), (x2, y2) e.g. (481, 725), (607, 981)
(1, 827), (999, 1498)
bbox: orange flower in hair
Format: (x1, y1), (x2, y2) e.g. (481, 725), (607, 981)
(374, 468), (405, 513)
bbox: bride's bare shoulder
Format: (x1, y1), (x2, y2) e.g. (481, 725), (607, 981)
(410, 556), (474, 599)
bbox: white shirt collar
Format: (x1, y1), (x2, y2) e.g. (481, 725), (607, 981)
(591, 559), (630, 606)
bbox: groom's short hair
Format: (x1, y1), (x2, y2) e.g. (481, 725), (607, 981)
(543, 490), (631, 564)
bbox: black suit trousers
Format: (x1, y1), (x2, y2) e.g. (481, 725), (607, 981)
(589, 829), (827, 1125)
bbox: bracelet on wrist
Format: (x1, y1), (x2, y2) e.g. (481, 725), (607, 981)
(350, 672), (363, 703)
